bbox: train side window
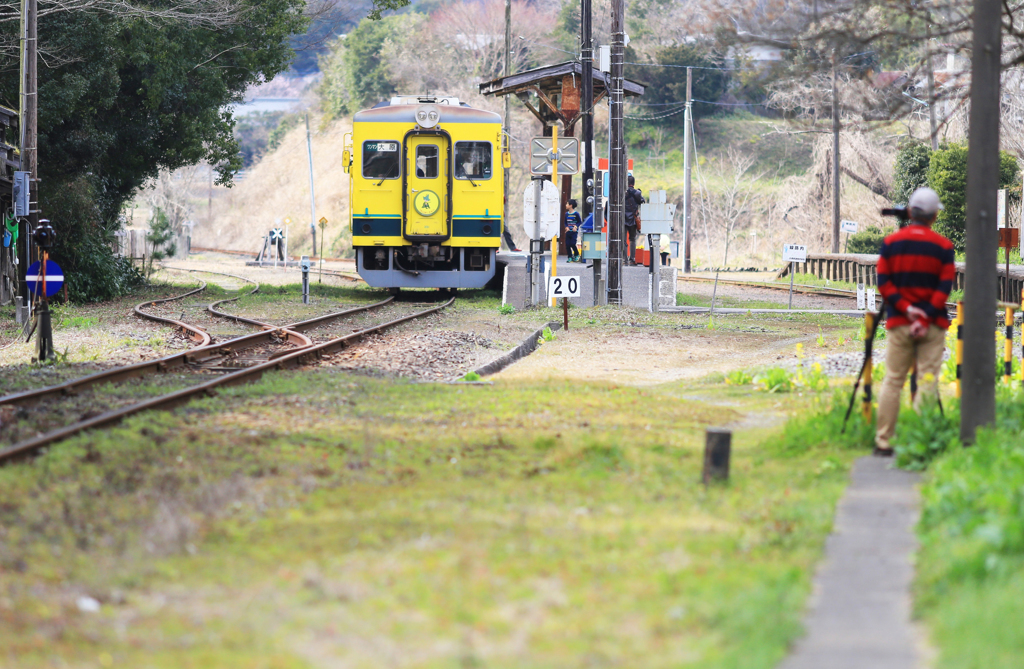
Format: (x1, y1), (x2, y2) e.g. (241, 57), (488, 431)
(362, 140), (401, 180)
(454, 142), (492, 181)
(415, 145), (439, 178)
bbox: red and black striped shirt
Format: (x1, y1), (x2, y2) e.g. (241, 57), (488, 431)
(877, 224), (956, 329)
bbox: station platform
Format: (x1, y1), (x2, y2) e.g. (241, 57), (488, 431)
(497, 252), (676, 310)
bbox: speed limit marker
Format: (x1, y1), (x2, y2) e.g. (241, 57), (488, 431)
(548, 274), (581, 298)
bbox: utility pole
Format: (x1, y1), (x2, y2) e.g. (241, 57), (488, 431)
(581, 0), (593, 225)
(18, 0), (37, 302)
(831, 51), (840, 254)
(608, 0), (625, 304)
(925, 20), (939, 151)
(683, 66), (692, 273)
(305, 114), (316, 258)
(504, 0), (511, 251)
(961, 0), (1002, 444)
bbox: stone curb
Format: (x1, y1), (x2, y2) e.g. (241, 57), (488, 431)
(469, 321), (563, 379)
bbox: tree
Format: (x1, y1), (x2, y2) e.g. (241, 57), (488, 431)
(0, 1), (305, 300)
(318, 14), (411, 118)
(927, 143), (1018, 252)
(625, 43), (729, 122)
(146, 208), (177, 277)
(891, 141), (931, 206)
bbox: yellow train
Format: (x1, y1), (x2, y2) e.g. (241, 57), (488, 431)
(343, 96), (505, 291)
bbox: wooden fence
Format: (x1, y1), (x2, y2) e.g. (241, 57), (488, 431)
(779, 252), (1024, 304)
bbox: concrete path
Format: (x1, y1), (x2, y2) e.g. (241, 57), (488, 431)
(779, 456), (930, 669)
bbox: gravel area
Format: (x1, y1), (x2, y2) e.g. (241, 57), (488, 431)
(323, 330), (505, 380)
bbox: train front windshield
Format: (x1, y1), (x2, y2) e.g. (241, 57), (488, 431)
(454, 142), (492, 180)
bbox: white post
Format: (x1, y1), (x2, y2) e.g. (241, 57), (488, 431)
(305, 114), (317, 256)
(788, 262), (795, 309)
(531, 179), (543, 306)
(650, 233), (660, 313)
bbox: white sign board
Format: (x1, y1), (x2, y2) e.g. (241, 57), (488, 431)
(639, 190), (676, 235)
(782, 244), (807, 263)
(998, 188), (1007, 228)
(523, 180), (561, 240)
(530, 137), (580, 176)
(841, 219), (858, 234)
(548, 274), (581, 298)
(857, 283), (866, 310)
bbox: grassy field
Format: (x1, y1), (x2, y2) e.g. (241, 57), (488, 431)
(0, 285), (869, 667)
(911, 390), (1024, 668)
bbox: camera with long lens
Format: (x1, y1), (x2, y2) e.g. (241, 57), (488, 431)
(31, 221), (55, 249)
(881, 207), (910, 221)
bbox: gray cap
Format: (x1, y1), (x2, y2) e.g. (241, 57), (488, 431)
(908, 187), (944, 217)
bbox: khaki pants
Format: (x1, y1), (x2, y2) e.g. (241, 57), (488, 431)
(875, 325), (946, 449)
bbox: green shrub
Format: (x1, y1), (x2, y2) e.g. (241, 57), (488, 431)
(846, 226), (891, 254)
(928, 143), (1018, 252)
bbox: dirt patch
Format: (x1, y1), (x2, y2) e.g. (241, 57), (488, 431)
(494, 321), (821, 386)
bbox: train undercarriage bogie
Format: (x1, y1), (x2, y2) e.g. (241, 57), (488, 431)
(356, 246), (495, 288)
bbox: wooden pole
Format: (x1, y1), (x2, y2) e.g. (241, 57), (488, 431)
(831, 51), (840, 254)
(961, 0), (1002, 444)
(608, 0), (625, 304)
(683, 67), (692, 273)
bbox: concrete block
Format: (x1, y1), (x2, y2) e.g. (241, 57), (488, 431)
(500, 255), (675, 311)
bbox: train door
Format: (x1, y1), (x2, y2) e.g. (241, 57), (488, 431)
(404, 135), (449, 239)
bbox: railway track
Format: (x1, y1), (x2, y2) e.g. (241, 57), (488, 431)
(676, 274), (960, 312)
(676, 274), (858, 299)
(0, 295), (453, 464)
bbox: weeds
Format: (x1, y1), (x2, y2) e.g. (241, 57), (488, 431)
(816, 326), (826, 347)
(726, 369), (754, 386)
(542, 326), (555, 341)
(498, 303), (515, 315)
(756, 368), (795, 393)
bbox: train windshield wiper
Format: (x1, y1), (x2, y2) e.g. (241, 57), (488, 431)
(376, 164), (397, 186)
(463, 174), (479, 187)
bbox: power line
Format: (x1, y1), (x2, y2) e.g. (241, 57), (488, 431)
(624, 61), (739, 72)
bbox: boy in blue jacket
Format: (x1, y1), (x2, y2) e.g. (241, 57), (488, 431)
(565, 199), (582, 262)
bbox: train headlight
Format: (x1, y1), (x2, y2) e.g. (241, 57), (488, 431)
(416, 104), (440, 128)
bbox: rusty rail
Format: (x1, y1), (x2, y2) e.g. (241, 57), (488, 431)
(133, 281), (211, 346)
(0, 298), (395, 408)
(0, 297), (451, 464)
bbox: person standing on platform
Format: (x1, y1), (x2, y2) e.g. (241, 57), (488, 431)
(565, 199), (582, 262)
(624, 175), (644, 266)
(874, 187), (955, 456)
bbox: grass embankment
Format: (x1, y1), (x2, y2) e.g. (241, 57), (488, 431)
(769, 380), (1024, 668)
(912, 390), (1024, 668)
(1, 357), (862, 667)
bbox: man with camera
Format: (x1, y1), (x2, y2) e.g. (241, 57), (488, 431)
(874, 187), (956, 456)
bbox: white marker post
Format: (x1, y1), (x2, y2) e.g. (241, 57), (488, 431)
(548, 273), (581, 330)
(782, 244), (807, 310)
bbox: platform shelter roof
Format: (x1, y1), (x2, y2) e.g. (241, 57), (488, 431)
(478, 61), (644, 128)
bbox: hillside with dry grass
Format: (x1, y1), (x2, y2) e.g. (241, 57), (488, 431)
(193, 116), (353, 258)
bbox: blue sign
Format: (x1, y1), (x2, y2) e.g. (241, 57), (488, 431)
(26, 260), (64, 298)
